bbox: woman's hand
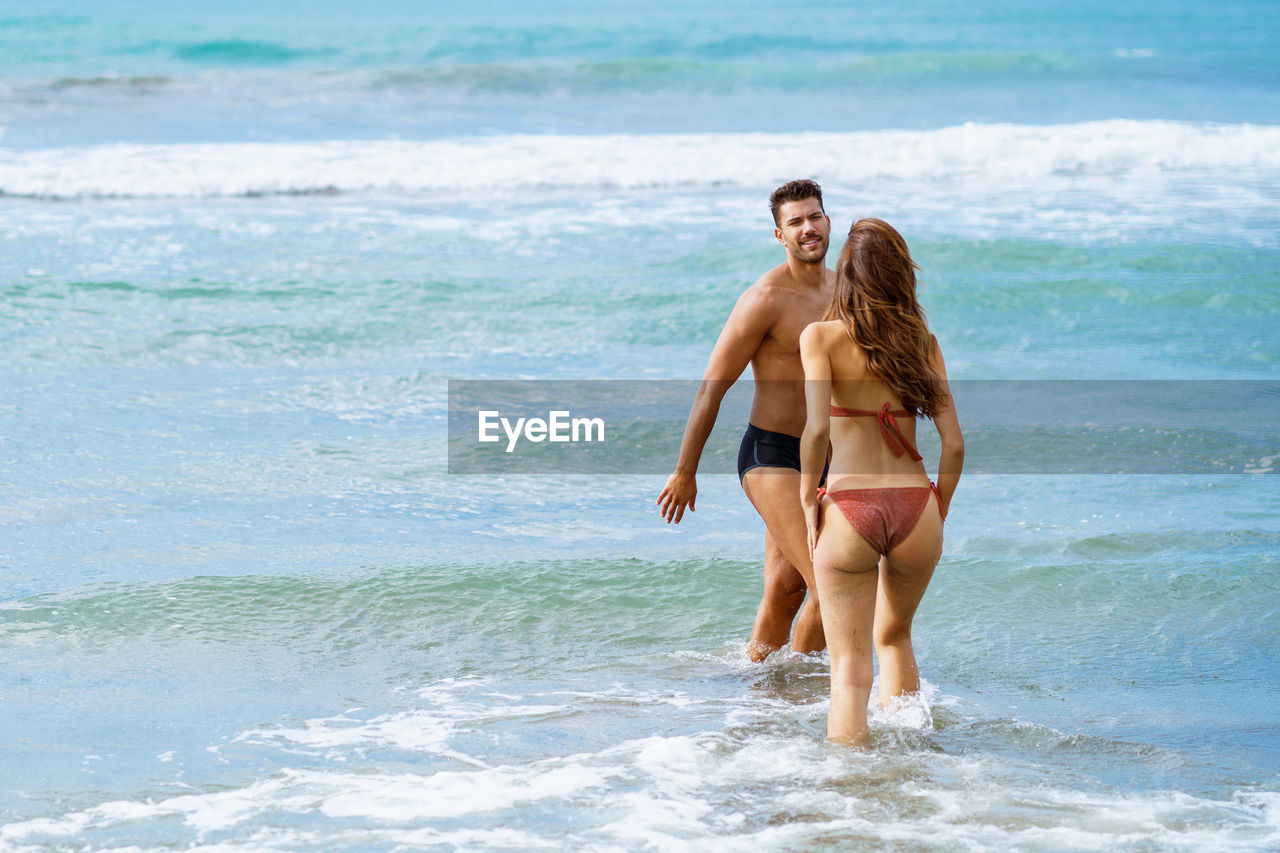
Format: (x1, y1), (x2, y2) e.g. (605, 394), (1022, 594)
(802, 496), (821, 561)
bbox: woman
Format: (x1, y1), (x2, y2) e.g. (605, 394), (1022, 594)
(798, 218), (964, 742)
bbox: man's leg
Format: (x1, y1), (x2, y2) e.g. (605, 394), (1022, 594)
(746, 528), (806, 662)
(741, 467), (826, 654)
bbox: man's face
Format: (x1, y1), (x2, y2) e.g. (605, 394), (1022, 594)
(774, 198), (831, 264)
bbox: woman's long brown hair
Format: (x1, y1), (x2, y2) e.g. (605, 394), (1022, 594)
(824, 218), (946, 417)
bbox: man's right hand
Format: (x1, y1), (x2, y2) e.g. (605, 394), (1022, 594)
(656, 472), (697, 524)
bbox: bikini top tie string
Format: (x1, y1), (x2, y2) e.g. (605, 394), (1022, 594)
(876, 402), (924, 461)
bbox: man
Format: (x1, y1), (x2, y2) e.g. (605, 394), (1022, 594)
(656, 179), (834, 661)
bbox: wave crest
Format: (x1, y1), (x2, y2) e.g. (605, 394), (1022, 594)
(1, 120), (1277, 200)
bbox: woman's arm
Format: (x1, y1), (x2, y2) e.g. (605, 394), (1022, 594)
(930, 337), (964, 517)
(799, 323), (832, 558)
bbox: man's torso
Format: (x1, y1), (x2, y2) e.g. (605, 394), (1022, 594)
(746, 264), (835, 436)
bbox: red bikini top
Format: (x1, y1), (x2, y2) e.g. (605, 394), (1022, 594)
(829, 402), (922, 461)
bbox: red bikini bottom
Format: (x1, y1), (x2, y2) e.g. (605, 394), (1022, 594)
(817, 484), (943, 555)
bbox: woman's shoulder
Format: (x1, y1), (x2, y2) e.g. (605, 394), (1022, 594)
(799, 320), (841, 355)
(801, 321), (867, 373)
(801, 319), (846, 343)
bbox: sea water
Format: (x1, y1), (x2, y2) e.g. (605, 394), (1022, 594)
(1, 1), (1278, 850)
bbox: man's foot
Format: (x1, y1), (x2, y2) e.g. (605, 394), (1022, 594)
(746, 640), (780, 663)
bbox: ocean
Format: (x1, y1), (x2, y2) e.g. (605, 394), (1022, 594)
(1, 0), (1278, 849)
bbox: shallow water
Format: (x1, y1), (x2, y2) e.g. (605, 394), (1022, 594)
(2, 1), (1278, 850)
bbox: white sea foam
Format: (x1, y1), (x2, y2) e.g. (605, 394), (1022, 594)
(233, 709), (465, 757)
(231, 677), (569, 762)
(1, 121), (1277, 200)
(868, 677), (938, 731)
(0, 763), (620, 843)
(4, 729), (1279, 852)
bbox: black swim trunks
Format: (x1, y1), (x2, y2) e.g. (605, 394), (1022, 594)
(737, 424), (829, 483)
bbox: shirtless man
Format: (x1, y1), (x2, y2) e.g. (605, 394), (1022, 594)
(656, 179), (835, 661)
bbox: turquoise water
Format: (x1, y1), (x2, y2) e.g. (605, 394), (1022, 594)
(2, 1), (1279, 850)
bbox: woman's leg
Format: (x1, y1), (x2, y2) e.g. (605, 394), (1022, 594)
(876, 497), (944, 706)
(812, 501), (881, 741)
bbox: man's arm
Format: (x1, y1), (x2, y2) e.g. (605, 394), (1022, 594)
(657, 285), (774, 523)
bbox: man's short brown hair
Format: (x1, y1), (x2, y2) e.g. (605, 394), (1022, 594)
(769, 179), (824, 225)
